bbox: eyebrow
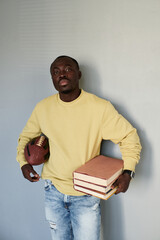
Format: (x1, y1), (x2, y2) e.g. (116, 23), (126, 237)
(53, 64), (73, 69)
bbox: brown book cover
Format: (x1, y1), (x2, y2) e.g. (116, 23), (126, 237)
(73, 155), (123, 187)
(73, 178), (114, 193)
(74, 185), (118, 200)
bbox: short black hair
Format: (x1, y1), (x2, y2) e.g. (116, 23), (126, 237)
(50, 55), (80, 74)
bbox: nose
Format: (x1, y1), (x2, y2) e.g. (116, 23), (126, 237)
(59, 70), (67, 78)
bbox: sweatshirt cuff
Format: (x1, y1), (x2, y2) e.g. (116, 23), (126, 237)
(123, 158), (137, 172)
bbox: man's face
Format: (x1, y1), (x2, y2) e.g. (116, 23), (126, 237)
(50, 57), (81, 94)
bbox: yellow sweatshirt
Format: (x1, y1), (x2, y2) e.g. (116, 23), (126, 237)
(17, 90), (141, 195)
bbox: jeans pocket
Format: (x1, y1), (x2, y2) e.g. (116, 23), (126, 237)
(84, 194), (93, 198)
(44, 179), (52, 191)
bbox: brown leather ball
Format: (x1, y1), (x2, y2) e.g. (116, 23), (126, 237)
(24, 135), (50, 165)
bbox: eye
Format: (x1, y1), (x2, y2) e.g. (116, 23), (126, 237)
(65, 67), (72, 72)
(53, 69), (60, 75)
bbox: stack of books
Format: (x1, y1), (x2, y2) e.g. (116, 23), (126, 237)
(73, 155), (124, 200)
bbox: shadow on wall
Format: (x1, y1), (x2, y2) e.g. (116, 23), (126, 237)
(100, 140), (125, 240)
(79, 63), (102, 95)
(99, 110), (151, 240)
(101, 196), (124, 240)
(80, 63), (152, 240)
(99, 126), (151, 240)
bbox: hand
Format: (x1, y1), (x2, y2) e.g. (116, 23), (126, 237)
(113, 173), (131, 194)
(21, 164), (40, 182)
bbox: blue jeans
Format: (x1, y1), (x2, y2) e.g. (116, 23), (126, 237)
(44, 180), (101, 240)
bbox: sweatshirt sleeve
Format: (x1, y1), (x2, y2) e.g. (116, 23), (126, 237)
(16, 105), (41, 168)
(101, 102), (142, 172)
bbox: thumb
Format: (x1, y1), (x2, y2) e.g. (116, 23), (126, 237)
(30, 168), (40, 181)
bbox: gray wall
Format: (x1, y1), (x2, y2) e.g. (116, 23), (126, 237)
(0, 0), (160, 239)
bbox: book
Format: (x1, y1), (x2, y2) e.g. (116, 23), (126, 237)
(73, 155), (123, 187)
(73, 178), (114, 193)
(74, 185), (118, 200)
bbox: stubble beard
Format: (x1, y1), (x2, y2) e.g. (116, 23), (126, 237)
(61, 89), (73, 94)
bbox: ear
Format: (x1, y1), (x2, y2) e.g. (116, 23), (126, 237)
(78, 71), (82, 79)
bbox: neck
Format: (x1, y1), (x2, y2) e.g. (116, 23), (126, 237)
(59, 88), (81, 102)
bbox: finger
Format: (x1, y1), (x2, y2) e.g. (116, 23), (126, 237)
(114, 180), (124, 194)
(31, 176), (40, 182)
(24, 172), (34, 182)
(115, 183), (129, 194)
(115, 185), (121, 194)
(26, 174), (40, 182)
(112, 179), (118, 188)
(115, 187), (122, 194)
(31, 175), (40, 182)
(30, 171), (40, 182)
(23, 168), (40, 182)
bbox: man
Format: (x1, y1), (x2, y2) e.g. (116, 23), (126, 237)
(17, 55), (141, 240)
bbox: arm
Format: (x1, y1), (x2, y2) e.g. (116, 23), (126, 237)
(16, 105), (41, 182)
(101, 102), (142, 194)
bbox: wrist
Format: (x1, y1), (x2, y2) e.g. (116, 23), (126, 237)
(123, 170), (135, 179)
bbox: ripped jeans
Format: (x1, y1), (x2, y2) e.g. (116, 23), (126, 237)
(44, 180), (101, 240)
